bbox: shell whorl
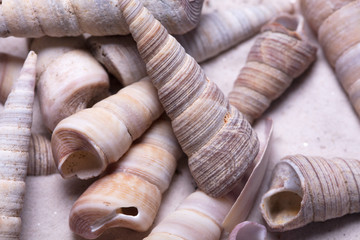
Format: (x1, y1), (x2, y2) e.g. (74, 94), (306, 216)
(260, 155), (360, 231)
(120, 0), (259, 197)
(69, 119), (182, 239)
(0, 51), (37, 240)
(0, 0), (203, 37)
(228, 14), (317, 123)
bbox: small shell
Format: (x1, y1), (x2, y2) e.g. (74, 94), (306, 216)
(31, 37), (110, 131)
(0, 0), (203, 37)
(145, 191), (234, 240)
(228, 14), (317, 123)
(0, 51), (37, 239)
(51, 78), (163, 179)
(69, 119), (182, 239)
(229, 221), (267, 240)
(120, 0), (259, 198)
(0, 36), (29, 59)
(260, 155), (360, 231)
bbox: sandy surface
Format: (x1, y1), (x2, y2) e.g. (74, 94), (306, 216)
(6, 0), (360, 239)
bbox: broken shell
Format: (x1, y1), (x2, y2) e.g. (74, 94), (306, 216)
(0, 51), (37, 239)
(145, 191), (234, 240)
(69, 119), (182, 239)
(120, 0), (259, 198)
(51, 78), (163, 179)
(228, 14), (317, 123)
(260, 155), (360, 231)
(0, 0), (203, 37)
(31, 37), (110, 132)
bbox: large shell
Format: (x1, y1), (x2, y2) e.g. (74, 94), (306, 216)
(260, 155), (360, 231)
(228, 14), (317, 123)
(119, 0), (259, 198)
(145, 191), (234, 240)
(0, 0), (203, 37)
(87, 1), (294, 86)
(31, 37), (110, 132)
(51, 78), (163, 179)
(69, 119), (182, 239)
(0, 51), (37, 239)
(301, 0), (360, 117)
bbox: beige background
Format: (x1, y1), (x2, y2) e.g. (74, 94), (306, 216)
(12, 0), (360, 239)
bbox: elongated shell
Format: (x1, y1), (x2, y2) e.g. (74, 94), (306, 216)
(301, 0), (360, 117)
(51, 78), (163, 179)
(0, 51), (37, 240)
(88, 1), (294, 86)
(228, 14), (317, 123)
(120, 0), (259, 198)
(0, 0), (203, 37)
(31, 37), (110, 132)
(260, 155), (360, 231)
(69, 119), (182, 239)
(145, 191), (234, 240)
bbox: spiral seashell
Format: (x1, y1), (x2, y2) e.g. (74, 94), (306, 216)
(120, 0), (259, 198)
(87, 1), (294, 86)
(31, 36), (110, 132)
(51, 78), (163, 179)
(145, 191), (234, 240)
(0, 51), (37, 240)
(228, 14), (317, 123)
(260, 155), (360, 231)
(0, 0), (203, 37)
(69, 118), (182, 239)
(301, 0), (360, 117)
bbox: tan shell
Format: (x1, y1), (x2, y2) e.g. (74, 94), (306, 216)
(51, 78), (163, 179)
(0, 51), (37, 239)
(31, 36), (110, 132)
(0, 0), (203, 37)
(301, 0), (360, 117)
(145, 191), (234, 240)
(260, 155), (360, 231)
(69, 119), (182, 239)
(87, 1), (294, 86)
(120, 0), (259, 197)
(228, 14), (317, 123)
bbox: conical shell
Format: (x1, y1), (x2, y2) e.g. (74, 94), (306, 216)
(28, 134), (57, 176)
(31, 37), (110, 132)
(260, 155), (360, 231)
(228, 14), (317, 123)
(69, 119), (182, 239)
(301, 0), (360, 118)
(51, 78), (163, 179)
(145, 191), (234, 240)
(120, 0), (259, 198)
(0, 51), (37, 240)
(0, 0), (203, 37)
(88, 1), (294, 86)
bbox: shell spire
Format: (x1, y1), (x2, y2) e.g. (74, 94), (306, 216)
(119, 0), (259, 197)
(0, 51), (37, 239)
(228, 14), (317, 123)
(260, 155), (360, 231)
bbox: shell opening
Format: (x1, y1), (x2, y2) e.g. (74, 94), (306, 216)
(274, 16), (299, 31)
(264, 191), (302, 225)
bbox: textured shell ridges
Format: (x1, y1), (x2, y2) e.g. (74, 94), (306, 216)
(119, 0), (259, 197)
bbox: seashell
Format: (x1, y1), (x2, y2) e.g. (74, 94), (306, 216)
(145, 191), (234, 240)
(119, 0), (259, 198)
(229, 221), (267, 240)
(28, 134), (57, 176)
(0, 51), (37, 239)
(0, 0), (203, 37)
(69, 118), (182, 239)
(31, 36), (110, 132)
(228, 14), (317, 123)
(260, 155), (360, 231)
(51, 78), (163, 179)
(0, 37), (29, 59)
(87, 1), (294, 86)
(301, 0), (360, 117)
